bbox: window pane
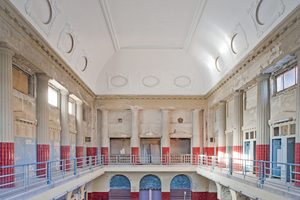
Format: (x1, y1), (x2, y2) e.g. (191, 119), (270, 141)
(245, 132), (249, 139)
(273, 127), (279, 136)
(284, 68), (295, 89)
(48, 87), (58, 107)
(290, 124), (295, 135)
(281, 125), (288, 136)
(276, 75), (283, 92)
(69, 102), (73, 115)
(296, 66), (298, 84)
(250, 131), (254, 139)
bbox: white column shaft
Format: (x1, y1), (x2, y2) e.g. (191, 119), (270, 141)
(36, 73), (50, 144)
(100, 110), (109, 147)
(295, 51), (300, 143)
(233, 91), (243, 147)
(0, 43), (14, 142)
(76, 101), (83, 146)
(60, 90), (70, 146)
(192, 109), (201, 147)
(131, 108), (140, 148)
(218, 101), (226, 147)
(161, 109), (170, 147)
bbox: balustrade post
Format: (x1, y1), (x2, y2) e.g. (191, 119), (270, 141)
(74, 159), (77, 175)
(89, 156), (92, 170)
(47, 161), (51, 184)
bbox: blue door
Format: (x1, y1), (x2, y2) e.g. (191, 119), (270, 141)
(272, 139), (281, 177)
(286, 138), (295, 181)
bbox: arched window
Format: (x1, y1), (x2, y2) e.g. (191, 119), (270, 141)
(170, 175), (191, 200)
(140, 174), (161, 189)
(109, 175), (131, 200)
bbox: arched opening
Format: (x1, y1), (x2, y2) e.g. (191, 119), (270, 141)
(139, 174), (161, 200)
(109, 175), (131, 200)
(170, 175), (191, 200)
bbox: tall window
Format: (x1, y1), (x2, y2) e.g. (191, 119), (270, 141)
(48, 86), (58, 107)
(69, 101), (75, 115)
(276, 66), (298, 92)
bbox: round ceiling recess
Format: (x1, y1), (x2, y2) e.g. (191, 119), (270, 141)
(231, 33), (247, 54)
(78, 56), (88, 72)
(142, 76), (159, 87)
(256, 0), (278, 25)
(61, 33), (74, 54)
(215, 56), (225, 72)
(174, 76), (191, 87)
(111, 76), (128, 87)
(32, 0), (52, 24)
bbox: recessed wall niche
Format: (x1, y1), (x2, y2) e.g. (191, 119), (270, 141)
(57, 23), (79, 61)
(139, 73), (162, 90)
(171, 74), (194, 91)
(230, 23), (249, 57)
(248, 0), (285, 37)
(107, 73), (129, 91)
(215, 56), (227, 73)
(25, 0), (60, 36)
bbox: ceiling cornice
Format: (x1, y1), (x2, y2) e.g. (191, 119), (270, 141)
(96, 95), (206, 100)
(183, 0), (207, 52)
(99, 0), (120, 52)
(0, 0), (96, 99)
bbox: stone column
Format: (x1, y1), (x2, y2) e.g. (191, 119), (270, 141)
(0, 42), (15, 188)
(233, 91), (243, 170)
(218, 101), (226, 157)
(295, 51), (300, 187)
(192, 109), (202, 164)
(60, 90), (70, 170)
(36, 73), (50, 177)
(100, 109), (109, 164)
(131, 107), (140, 163)
(76, 101), (83, 167)
(161, 108), (170, 164)
(255, 73), (270, 175)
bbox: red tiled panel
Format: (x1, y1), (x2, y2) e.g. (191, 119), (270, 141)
(37, 144), (50, 178)
(61, 146), (70, 171)
(295, 143), (300, 187)
(207, 147), (215, 156)
(191, 191), (207, 200)
(233, 146), (243, 171)
(131, 192), (139, 200)
(87, 147), (98, 165)
(131, 147), (139, 164)
(0, 142), (14, 188)
(101, 147), (109, 165)
(193, 147), (200, 165)
(89, 192), (109, 200)
(162, 147), (170, 165)
(76, 146), (84, 168)
(161, 192), (170, 200)
(207, 192), (217, 200)
(256, 144), (270, 176)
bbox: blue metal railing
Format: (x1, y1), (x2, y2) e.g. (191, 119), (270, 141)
(0, 154), (299, 198)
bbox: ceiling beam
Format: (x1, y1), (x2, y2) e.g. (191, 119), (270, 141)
(99, 0), (120, 52)
(183, 0), (207, 52)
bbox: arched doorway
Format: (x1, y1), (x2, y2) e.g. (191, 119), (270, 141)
(140, 174), (161, 200)
(109, 175), (131, 200)
(170, 175), (191, 200)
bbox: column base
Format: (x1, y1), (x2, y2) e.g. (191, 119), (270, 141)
(192, 147), (200, 165)
(61, 146), (70, 171)
(76, 146), (84, 168)
(131, 192), (139, 200)
(256, 144), (270, 176)
(37, 144), (50, 178)
(0, 142), (14, 188)
(101, 147), (109, 165)
(233, 146), (243, 171)
(131, 147), (139, 164)
(162, 147), (169, 165)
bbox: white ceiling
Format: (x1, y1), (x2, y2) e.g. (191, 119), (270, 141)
(9, 0), (300, 95)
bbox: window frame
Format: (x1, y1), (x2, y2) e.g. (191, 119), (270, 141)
(12, 64), (34, 97)
(68, 98), (75, 116)
(275, 65), (298, 93)
(48, 84), (59, 107)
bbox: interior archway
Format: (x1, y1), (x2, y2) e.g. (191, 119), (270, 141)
(140, 174), (162, 200)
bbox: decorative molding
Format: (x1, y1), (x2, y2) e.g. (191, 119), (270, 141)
(15, 117), (37, 126)
(109, 132), (131, 138)
(0, 0), (95, 98)
(248, 0), (285, 37)
(171, 73), (194, 91)
(139, 131), (161, 138)
(183, 0), (207, 51)
(139, 73), (162, 90)
(214, 53), (228, 74)
(229, 23), (249, 58)
(107, 72), (129, 90)
(75, 49), (92, 73)
(25, 0), (61, 37)
(205, 8), (300, 99)
(98, 0), (120, 51)
(169, 132), (192, 138)
(57, 22), (79, 62)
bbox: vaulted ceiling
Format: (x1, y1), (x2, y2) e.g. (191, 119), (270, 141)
(10, 0), (300, 95)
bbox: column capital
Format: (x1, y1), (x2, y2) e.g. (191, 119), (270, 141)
(294, 49), (300, 58)
(192, 109), (202, 113)
(36, 73), (51, 81)
(76, 100), (83, 106)
(161, 107), (173, 112)
(255, 73), (270, 82)
(218, 100), (226, 106)
(0, 42), (15, 56)
(233, 90), (244, 96)
(130, 105), (140, 111)
(60, 89), (69, 95)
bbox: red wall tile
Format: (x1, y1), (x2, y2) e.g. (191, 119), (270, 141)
(162, 192), (170, 200)
(0, 142), (15, 188)
(61, 146), (70, 171)
(37, 144), (50, 177)
(131, 192), (139, 200)
(193, 147), (200, 165)
(131, 147), (139, 164)
(295, 143), (300, 187)
(76, 146), (84, 167)
(162, 147), (169, 165)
